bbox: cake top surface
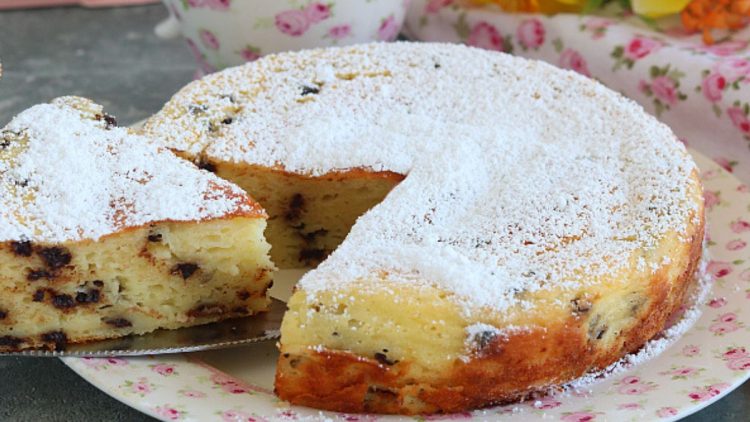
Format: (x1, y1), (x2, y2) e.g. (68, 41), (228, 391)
(0, 97), (262, 244)
(144, 42), (701, 315)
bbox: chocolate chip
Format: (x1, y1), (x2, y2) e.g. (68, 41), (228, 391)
(171, 263), (199, 279)
(32, 289), (45, 302)
(301, 85), (320, 96)
(236, 290), (251, 300)
(103, 318), (132, 328)
(95, 113), (117, 129)
(231, 306), (247, 314)
(434, 63), (441, 69)
(374, 352), (396, 366)
(27, 269), (54, 281)
(75, 289), (100, 304)
(14, 179), (29, 188)
(221, 117), (233, 125)
(285, 194), (305, 221)
(0, 336), (22, 348)
(473, 330), (497, 350)
(41, 331), (67, 350)
(571, 298), (592, 314)
(147, 233), (162, 242)
(187, 304), (225, 318)
(10, 241), (32, 257)
(194, 156), (217, 173)
(299, 248), (327, 264)
(189, 104), (208, 115)
(92, 280), (104, 288)
(51, 294), (75, 309)
(0, 310), (7, 320)
(301, 228), (328, 243)
(38, 246), (72, 269)
(587, 314), (607, 341)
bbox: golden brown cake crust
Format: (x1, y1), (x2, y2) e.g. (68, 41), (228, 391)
(275, 211), (704, 415)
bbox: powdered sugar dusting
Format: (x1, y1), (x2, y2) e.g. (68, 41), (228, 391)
(143, 42), (700, 313)
(0, 97), (259, 243)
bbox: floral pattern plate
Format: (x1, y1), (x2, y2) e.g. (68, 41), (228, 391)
(63, 149), (750, 421)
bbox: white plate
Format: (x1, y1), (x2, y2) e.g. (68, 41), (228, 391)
(63, 150), (750, 421)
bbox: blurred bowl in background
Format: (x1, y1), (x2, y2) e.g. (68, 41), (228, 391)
(157, 0), (409, 76)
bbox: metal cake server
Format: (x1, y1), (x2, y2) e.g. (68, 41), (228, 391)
(1, 298), (286, 357)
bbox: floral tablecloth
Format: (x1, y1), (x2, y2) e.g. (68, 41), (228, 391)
(405, 0), (750, 182)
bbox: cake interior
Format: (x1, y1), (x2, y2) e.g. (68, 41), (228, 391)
(0, 217), (273, 350)
(208, 160), (404, 268)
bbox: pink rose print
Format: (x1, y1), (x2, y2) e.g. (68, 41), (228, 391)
(714, 57), (750, 82)
(682, 344), (701, 356)
(662, 366), (699, 377)
(221, 410), (267, 422)
(618, 383), (654, 395)
(181, 390), (206, 398)
(690, 383), (730, 402)
(425, 0), (453, 13)
(106, 357), (128, 366)
(81, 357), (107, 368)
(532, 396), (562, 409)
(561, 412), (598, 422)
(651, 76), (678, 105)
(188, 0), (229, 9)
(277, 409), (298, 419)
(152, 364), (176, 376)
(275, 9), (310, 37)
(742, 269), (750, 281)
(517, 19), (545, 50)
(703, 190), (720, 209)
(702, 40), (749, 56)
(328, 25), (351, 40)
(154, 406), (182, 421)
(709, 297), (728, 308)
(559, 49), (590, 77)
(656, 407), (678, 418)
(710, 321), (739, 334)
(582, 17), (613, 39)
(727, 239), (747, 250)
(702, 73), (726, 102)
(739, 184), (750, 193)
(713, 157), (735, 172)
(304, 3), (331, 24)
(722, 347), (748, 360)
(200, 29), (220, 50)
(727, 357), (750, 370)
(617, 402), (642, 410)
(132, 378), (151, 394)
(707, 260), (732, 278)
(621, 375), (641, 384)
(240, 46), (261, 62)
(720, 312), (738, 323)
(625, 36), (661, 60)
(727, 106), (750, 134)
(467, 22), (504, 52)
(378, 15), (400, 41)
(731, 219), (750, 233)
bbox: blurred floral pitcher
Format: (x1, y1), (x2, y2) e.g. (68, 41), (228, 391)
(156, 0), (409, 75)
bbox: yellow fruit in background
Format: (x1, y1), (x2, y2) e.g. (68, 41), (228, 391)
(631, 0), (692, 18)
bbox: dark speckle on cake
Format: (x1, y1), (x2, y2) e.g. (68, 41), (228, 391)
(75, 289), (101, 304)
(285, 194), (305, 221)
(103, 317), (133, 328)
(41, 331), (67, 350)
(32, 289), (45, 302)
(27, 269), (54, 281)
(188, 303), (226, 318)
(172, 263), (199, 279)
(51, 293), (76, 309)
(301, 85), (320, 96)
(10, 240), (33, 257)
(147, 233), (163, 242)
(0, 310), (7, 320)
(0, 336), (23, 348)
(38, 246), (72, 269)
(374, 352), (397, 366)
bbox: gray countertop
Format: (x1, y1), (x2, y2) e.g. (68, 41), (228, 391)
(0, 5), (748, 421)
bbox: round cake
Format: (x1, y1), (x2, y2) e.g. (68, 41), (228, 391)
(142, 42), (704, 414)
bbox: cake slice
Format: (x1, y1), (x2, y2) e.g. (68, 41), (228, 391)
(0, 97), (275, 351)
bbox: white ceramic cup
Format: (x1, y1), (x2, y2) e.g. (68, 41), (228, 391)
(157, 0), (410, 75)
